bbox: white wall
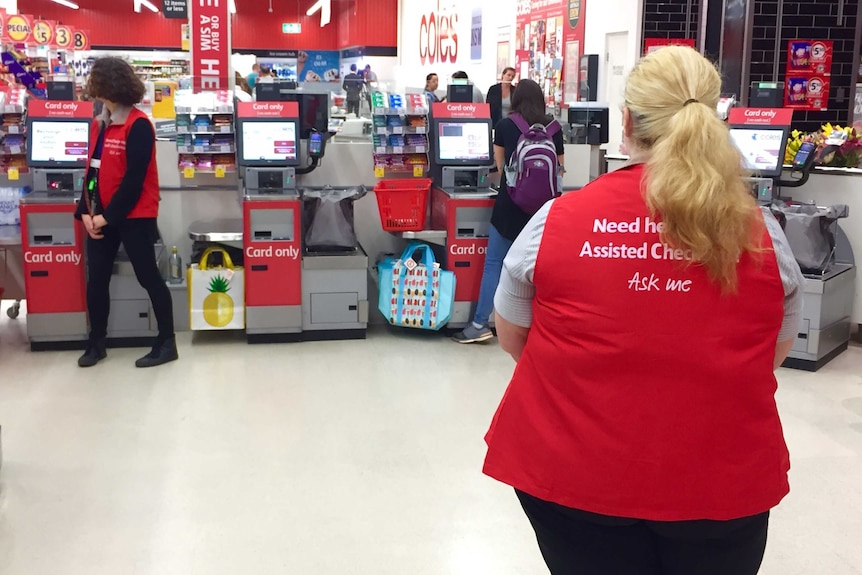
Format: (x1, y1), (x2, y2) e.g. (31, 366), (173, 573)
(583, 0), (644, 102)
(395, 0), (518, 95)
(0, 0), (17, 14)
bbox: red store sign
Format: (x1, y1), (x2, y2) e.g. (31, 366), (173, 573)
(728, 107), (794, 127)
(432, 102), (491, 119)
(237, 101), (300, 118)
(190, 0), (231, 93)
(28, 99), (93, 119)
(419, 1), (459, 65)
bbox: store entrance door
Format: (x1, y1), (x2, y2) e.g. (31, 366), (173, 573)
(605, 32), (629, 157)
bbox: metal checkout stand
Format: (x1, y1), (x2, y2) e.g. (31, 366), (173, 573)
(20, 99), (168, 350)
(423, 102), (497, 329)
(728, 109), (856, 371)
(232, 100), (368, 342)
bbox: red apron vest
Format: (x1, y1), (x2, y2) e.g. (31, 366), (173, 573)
(90, 107), (160, 219)
(483, 164), (790, 521)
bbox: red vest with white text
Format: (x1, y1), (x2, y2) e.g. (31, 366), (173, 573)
(483, 164), (790, 521)
(89, 107), (160, 219)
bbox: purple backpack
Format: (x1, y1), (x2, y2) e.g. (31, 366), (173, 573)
(505, 113), (562, 214)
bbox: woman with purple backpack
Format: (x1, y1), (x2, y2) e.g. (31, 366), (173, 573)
(453, 80), (565, 344)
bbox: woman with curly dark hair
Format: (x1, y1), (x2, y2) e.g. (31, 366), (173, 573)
(74, 56), (178, 368)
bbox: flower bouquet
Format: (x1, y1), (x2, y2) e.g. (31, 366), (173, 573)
(785, 124), (862, 168)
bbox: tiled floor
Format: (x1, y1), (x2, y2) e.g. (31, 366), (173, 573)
(1, 300), (861, 575)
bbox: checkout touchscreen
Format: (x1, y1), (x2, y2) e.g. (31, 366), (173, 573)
(436, 121), (491, 162)
(28, 120), (89, 165)
(729, 127), (785, 176)
(240, 121), (298, 164)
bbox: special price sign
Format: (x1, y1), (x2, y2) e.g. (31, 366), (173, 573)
(190, 0), (231, 93)
(787, 40), (833, 76)
(6, 14), (33, 44)
(32, 20), (55, 47)
(55, 25), (74, 50)
(785, 75), (830, 111)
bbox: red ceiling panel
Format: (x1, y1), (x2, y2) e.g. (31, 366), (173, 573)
(21, 0), (377, 51)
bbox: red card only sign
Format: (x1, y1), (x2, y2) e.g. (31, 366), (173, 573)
(190, 0), (231, 93)
(237, 101), (299, 118)
(728, 108), (794, 127)
(431, 102), (491, 119)
(28, 100), (93, 119)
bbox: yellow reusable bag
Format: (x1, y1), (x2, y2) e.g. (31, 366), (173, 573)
(188, 247), (245, 330)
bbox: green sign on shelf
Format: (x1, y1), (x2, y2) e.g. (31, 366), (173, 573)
(282, 23), (302, 34)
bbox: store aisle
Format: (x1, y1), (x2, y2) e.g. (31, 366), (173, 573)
(1, 300), (861, 575)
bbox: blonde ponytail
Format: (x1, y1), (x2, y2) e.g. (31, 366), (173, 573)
(625, 47), (761, 292)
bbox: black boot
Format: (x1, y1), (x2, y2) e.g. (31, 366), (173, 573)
(78, 339), (107, 368)
(135, 336), (179, 368)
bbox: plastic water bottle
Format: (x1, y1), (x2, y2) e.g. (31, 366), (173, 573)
(168, 246), (183, 284)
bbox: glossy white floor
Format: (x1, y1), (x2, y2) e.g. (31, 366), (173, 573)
(1, 300), (861, 575)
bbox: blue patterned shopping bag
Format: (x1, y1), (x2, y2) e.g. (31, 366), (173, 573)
(378, 242), (455, 330)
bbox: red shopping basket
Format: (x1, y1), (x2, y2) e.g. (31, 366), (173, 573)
(374, 178), (432, 232)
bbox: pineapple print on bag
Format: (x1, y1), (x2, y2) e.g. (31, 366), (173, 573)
(203, 274), (234, 327)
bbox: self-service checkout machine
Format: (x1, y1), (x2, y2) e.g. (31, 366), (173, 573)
(426, 102), (497, 328)
(20, 99), (90, 349)
(728, 108), (856, 371)
(238, 99), (369, 342)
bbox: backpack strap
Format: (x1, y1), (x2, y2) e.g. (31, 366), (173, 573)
(545, 119), (561, 138)
(510, 113), (530, 134)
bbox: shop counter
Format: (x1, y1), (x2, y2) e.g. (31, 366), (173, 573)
(0, 225), (24, 307)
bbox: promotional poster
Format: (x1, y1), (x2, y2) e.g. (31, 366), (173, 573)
(298, 50), (341, 83)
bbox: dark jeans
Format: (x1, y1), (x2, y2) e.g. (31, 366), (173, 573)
(86, 218), (174, 342)
(516, 490), (769, 575)
(346, 98), (360, 116)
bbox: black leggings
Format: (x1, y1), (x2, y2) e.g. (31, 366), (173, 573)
(516, 490), (769, 575)
(86, 218), (174, 341)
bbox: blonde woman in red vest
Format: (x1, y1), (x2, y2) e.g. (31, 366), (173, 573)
(484, 46), (803, 575)
(74, 57), (178, 369)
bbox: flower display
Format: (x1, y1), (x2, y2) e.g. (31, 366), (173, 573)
(785, 124), (862, 168)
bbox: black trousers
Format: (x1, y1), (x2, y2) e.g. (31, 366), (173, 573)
(516, 490), (769, 575)
(346, 98), (360, 116)
(86, 218), (174, 342)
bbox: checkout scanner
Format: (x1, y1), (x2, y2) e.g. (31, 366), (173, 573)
(728, 114), (856, 370)
(237, 99), (369, 342)
(424, 102), (497, 328)
(565, 103), (610, 182)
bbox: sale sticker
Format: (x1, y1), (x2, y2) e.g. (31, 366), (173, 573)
(32, 20), (54, 46)
(73, 29), (90, 51)
(55, 25), (73, 50)
(8, 167), (19, 180)
(785, 75), (830, 111)
(413, 165), (424, 177)
(183, 166), (195, 179)
(215, 165), (226, 178)
(7, 14), (33, 44)
(787, 40), (833, 76)
(374, 166), (385, 178)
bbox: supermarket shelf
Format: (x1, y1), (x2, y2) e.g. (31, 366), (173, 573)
(177, 146), (236, 154)
(1, 146), (25, 155)
(372, 107), (429, 116)
(176, 106), (235, 115)
(177, 125), (234, 135)
(0, 125), (25, 135)
(374, 145), (428, 155)
(178, 168), (237, 174)
(374, 126), (427, 135)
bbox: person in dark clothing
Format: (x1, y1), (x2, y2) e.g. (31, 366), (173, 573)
(453, 79), (564, 344)
(75, 57), (178, 368)
(342, 64), (363, 116)
(486, 67), (517, 126)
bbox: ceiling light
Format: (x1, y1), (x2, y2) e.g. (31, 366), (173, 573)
(134, 0), (160, 13)
(229, 0), (236, 13)
(50, 0), (80, 8)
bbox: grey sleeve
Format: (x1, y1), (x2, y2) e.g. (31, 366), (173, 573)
(762, 207), (805, 341)
(493, 201), (554, 328)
